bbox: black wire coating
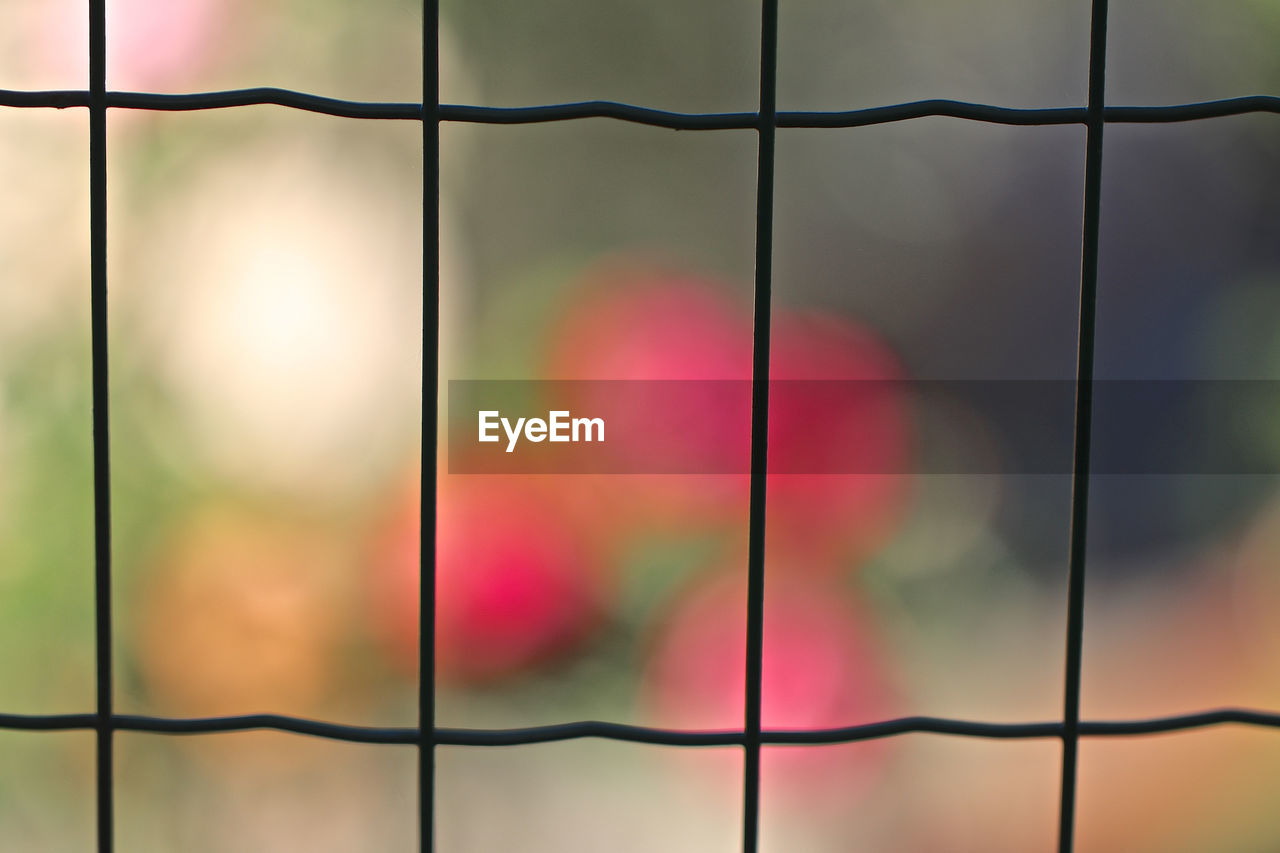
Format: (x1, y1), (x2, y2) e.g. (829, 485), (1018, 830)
(86, 0), (113, 849)
(741, 0), (780, 846)
(1, 90), (1277, 126)
(420, 0), (441, 850)
(7, 710), (1280, 744)
(1057, 0), (1109, 848)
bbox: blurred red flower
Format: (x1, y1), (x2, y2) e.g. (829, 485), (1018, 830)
(370, 468), (612, 684)
(767, 310), (911, 568)
(546, 260), (911, 570)
(644, 570), (897, 807)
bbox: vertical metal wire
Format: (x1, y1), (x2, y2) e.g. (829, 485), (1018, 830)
(420, 0), (441, 848)
(1058, 0), (1109, 849)
(742, 0), (779, 849)
(88, 0), (114, 849)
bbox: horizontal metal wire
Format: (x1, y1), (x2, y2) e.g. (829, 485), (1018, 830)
(1, 89), (1277, 126)
(1105, 96), (1280, 123)
(1, 712), (414, 744)
(4, 709), (1280, 745)
(0, 87), (421, 119)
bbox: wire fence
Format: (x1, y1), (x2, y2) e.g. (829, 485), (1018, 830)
(1, 0), (1279, 850)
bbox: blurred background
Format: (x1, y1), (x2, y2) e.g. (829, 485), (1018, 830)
(0, 0), (1278, 850)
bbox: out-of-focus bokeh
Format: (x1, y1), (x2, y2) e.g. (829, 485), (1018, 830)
(0, 0), (1278, 850)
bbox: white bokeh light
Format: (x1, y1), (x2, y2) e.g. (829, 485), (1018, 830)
(135, 141), (432, 500)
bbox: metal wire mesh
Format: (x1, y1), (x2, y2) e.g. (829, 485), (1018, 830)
(1, 0), (1280, 850)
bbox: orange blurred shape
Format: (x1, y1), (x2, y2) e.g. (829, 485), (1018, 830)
(135, 508), (348, 718)
(369, 467), (613, 684)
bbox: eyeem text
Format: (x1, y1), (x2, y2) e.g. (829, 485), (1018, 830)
(478, 410), (606, 453)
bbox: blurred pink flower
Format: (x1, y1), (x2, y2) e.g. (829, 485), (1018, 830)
(370, 467), (612, 684)
(767, 310), (911, 567)
(544, 262), (757, 531)
(644, 571), (897, 807)
(36, 0), (228, 89)
(546, 260), (911, 570)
